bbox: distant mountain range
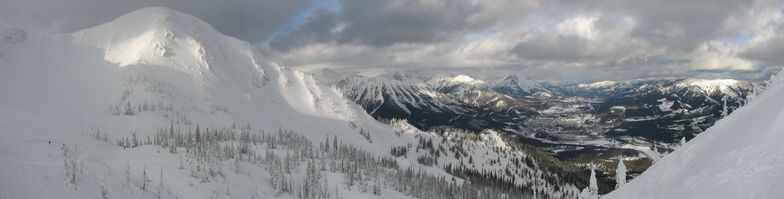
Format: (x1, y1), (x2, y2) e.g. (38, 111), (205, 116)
(326, 71), (761, 144)
(324, 70), (765, 182)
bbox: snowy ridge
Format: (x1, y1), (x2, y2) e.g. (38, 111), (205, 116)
(673, 79), (753, 97)
(577, 80), (618, 89)
(575, 78), (755, 97)
(426, 74), (485, 90)
(606, 71), (784, 199)
(73, 7), (225, 72)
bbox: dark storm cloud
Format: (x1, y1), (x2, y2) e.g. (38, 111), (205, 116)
(272, 0), (755, 52)
(0, 0), (309, 43)
(740, 3), (784, 67)
(511, 35), (593, 62)
(269, 0), (490, 49)
(268, 10), (342, 51)
(612, 0), (753, 52)
(742, 34), (784, 65)
(336, 0), (483, 46)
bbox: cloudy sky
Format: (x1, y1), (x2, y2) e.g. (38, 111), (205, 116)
(2, 0), (782, 81)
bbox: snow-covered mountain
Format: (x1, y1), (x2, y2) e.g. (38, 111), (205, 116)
(686, 78), (751, 96)
(330, 71), (541, 132)
(331, 71), (761, 148)
(336, 71), (460, 116)
(0, 6), (397, 198)
(487, 74), (551, 98)
(561, 78), (762, 142)
(0, 7), (585, 199)
(605, 74), (784, 198)
(570, 78), (758, 99)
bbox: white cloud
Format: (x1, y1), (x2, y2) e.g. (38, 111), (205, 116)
(556, 16), (599, 39)
(688, 41), (753, 70)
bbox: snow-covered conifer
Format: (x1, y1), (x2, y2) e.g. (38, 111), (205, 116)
(125, 158), (131, 186)
(616, 158), (626, 189)
(582, 164), (599, 199)
(721, 98), (729, 117)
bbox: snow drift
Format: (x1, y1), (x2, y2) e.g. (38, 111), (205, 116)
(605, 72), (784, 198)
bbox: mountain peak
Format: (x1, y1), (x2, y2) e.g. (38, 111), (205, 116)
(373, 70), (417, 82)
(489, 74), (545, 94)
(86, 7), (217, 35)
(72, 7), (235, 74)
(676, 79), (743, 91)
(449, 75), (483, 84)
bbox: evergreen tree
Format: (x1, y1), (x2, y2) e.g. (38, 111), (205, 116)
(324, 135), (330, 152)
(142, 164), (149, 190)
(125, 101), (134, 115)
(652, 142), (659, 156)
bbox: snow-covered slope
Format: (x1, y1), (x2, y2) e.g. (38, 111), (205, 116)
(605, 72), (784, 198)
(0, 7), (418, 199)
(65, 7), (396, 151)
(0, 7), (585, 199)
